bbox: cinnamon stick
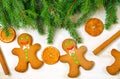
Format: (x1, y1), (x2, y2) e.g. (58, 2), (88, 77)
(0, 47), (10, 75)
(93, 30), (120, 55)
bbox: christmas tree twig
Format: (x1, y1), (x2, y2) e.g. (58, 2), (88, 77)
(104, 0), (118, 29)
(0, 0), (120, 44)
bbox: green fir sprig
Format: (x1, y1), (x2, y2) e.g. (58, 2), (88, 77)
(104, 0), (118, 29)
(0, 0), (120, 44)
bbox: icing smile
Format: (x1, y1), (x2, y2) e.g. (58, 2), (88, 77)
(67, 45), (74, 50)
(67, 45), (75, 55)
(21, 41), (29, 45)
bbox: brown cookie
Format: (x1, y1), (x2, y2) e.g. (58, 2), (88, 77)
(42, 46), (60, 64)
(12, 33), (43, 72)
(0, 27), (16, 43)
(85, 18), (104, 36)
(60, 38), (94, 77)
(106, 49), (120, 75)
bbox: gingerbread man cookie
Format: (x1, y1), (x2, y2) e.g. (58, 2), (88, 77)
(106, 49), (120, 75)
(12, 33), (43, 72)
(60, 38), (94, 77)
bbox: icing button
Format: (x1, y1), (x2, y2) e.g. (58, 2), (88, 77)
(75, 61), (79, 65)
(26, 56), (29, 60)
(71, 53), (75, 57)
(73, 57), (77, 60)
(24, 49), (28, 53)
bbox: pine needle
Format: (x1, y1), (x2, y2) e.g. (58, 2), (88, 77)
(104, 0), (118, 29)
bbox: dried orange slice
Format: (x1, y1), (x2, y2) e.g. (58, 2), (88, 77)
(85, 18), (104, 36)
(0, 27), (16, 43)
(42, 46), (60, 64)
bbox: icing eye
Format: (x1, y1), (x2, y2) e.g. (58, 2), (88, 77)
(25, 36), (29, 39)
(70, 41), (73, 44)
(65, 43), (68, 46)
(20, 37), (23, 40)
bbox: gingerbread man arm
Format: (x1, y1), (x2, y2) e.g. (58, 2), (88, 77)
(77, 46), (87, 54)
(60, 54), (70, 62)
(30, 43), (41, 56)
(111, 49), (120, 57)
(32, 43), (41, 51)
(77, 46), (94, 70)
(12, 48), (21, 55)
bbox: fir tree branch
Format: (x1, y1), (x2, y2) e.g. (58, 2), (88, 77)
(35, 0), (45, 35)
(75, 0), (98, 27)
(62, 0), (77, 26)
(41, 0), (57, 43)
(61, 0), (77, 28)
(0, 0), (12, 36)
(0, 0), (11, 27)
(49, 6), (62, 27)
(14, 0), (35, 28)
(41, 0), (51, 26)
(96, 0), (103, 8)
(66, 0), (76, 16)
(80, 0), (90, 14)
(4, 0), (22, 28)
(35, 18), (45, 35)
(47, 25), (56, 44)
(104, 0), (118, 29)
(67, 26), (82, 43)
(65, 19), (82, 43)
(75, 0), (91, 27)
(0, 0), (120, 44)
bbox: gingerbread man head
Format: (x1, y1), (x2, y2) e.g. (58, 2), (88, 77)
(62, 38), (77, 54)
(18, 33), (32, 47)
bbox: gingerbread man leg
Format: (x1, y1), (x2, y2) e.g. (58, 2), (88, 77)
(80, 57), (94, 70)
(29, 58), (43, 69)
(15, 58), (28, 72)
(106, 63), (119, 75)
(29, 45), (43, 69)
(78, 46), (94, 70)
(68, 64), (79, 77)
(106, 49), (120, 75)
